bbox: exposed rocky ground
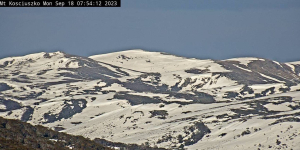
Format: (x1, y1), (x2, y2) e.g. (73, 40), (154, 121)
(0, 49), (300, 149)
(0, 116), (110, 150)
(0, 116), (166, 150)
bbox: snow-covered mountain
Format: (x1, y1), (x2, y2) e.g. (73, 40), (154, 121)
(1, 49), (300, 149)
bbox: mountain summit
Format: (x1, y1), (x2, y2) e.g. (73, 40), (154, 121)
(0, 50), (300, 149)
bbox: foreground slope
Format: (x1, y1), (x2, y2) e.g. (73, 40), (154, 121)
(0, 116), (110, 150)
(1, 50), (300, 149)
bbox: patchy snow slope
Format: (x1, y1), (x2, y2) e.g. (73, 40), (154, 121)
(0, 50), (300, 150)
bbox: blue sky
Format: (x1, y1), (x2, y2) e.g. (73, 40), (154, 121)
(0, 0), (300, 62)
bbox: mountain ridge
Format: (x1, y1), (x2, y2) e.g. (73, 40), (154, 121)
(0, 49), (300, 149)
(2, 49), (299, 64)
